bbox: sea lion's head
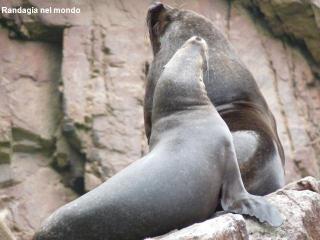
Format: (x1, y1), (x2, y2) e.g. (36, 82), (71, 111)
(147, 2), (219, 56)
(152, 36), (210, 121)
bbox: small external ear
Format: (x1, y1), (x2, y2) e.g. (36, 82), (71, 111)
(147, 3), (172, 54)
(147, 3), (166, 35)
(154, 11), (171, 36)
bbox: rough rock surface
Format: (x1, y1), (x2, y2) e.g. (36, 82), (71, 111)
(147, 177), (320, 240)
(146, 214), (249, 240)
(0, 0), (319, 239)
(240, 0), (320, 71)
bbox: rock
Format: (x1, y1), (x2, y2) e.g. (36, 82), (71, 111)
(148, 177), (320, 240)
(0, 78), (12, 184)
(246, 177), (320, 239)
(283, 176), (320, 192)
(239, 0), (320, 69)
(0, 153), (77, 240)
(0, 0), (91, 42)
(62, 26), (92, 129)
(0, 28), (61, 146)
(53, 131), (72, 169)
(12, 128), (54, 154)
(0, 210), (16, 240)
(61, 22), (148, 187)
(0, 0), (319, 239)
(0, 23), (76, 240)
(0, 165), (12, 186)
(53, 129), (86, 194)
(146, 214), (249, 240)
(84, 171), (102, 192)
(0, 118), (11, 165)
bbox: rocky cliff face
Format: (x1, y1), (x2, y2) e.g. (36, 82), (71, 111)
(240, 0), (320, 76)
(0, 0), (319, 239)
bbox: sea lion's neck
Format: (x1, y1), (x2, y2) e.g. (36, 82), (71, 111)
(152, 42), (210, 122)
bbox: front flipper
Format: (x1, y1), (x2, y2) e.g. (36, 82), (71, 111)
(220, 139), (283, 227)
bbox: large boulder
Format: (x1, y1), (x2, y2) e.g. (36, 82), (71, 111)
(147, 177), (320, 240)
(240, 0), (320, 71)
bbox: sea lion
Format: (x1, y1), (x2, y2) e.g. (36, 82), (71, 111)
(145, 2), (285, 195)
(33, 37), (282, 240)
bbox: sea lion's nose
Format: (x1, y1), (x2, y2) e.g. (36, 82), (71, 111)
(148, 2), (164, 13)
(188, 36), (206, 46)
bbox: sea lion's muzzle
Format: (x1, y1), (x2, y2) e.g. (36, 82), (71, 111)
(183, 36), (209, 76)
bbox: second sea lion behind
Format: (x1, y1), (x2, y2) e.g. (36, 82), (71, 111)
(145, 2), (285, 196)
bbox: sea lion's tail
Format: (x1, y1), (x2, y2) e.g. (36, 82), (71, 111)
(223, 194), (283, 227)
(0, 210), (16, 240)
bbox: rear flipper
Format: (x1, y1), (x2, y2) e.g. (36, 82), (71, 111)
(221, 194), (283, 227)
(220, 139), (283, 227)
